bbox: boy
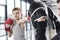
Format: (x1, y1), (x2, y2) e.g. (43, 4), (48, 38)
(4, 7), (29, 40)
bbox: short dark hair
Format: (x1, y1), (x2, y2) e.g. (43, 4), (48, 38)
(57, 0), (60, 3)
(12, 7), (21, 12)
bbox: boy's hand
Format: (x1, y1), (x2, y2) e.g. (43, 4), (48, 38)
(7, 30), (13, 37)
(27, 16), (30, 21)
(5, 24), (11, 28)
(4, 18), (13, 32)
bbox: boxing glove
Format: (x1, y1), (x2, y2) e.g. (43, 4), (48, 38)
(4, 18), (13, 32)
(27, 16), (30, 21)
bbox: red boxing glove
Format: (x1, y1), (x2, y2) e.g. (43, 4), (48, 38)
(4, 18), (13, 32)
(27, 16), (30, 21)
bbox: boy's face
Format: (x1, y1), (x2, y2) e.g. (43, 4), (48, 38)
(12, 10), (22, 20)
(57, 2), (60, 16)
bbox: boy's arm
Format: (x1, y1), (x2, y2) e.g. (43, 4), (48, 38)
(18, 16), (30, 27)
(18, 16), (30, 24)
(20, 23), (25, 27)
(7, 30), (13, 37)
(4, 18), (13, 37)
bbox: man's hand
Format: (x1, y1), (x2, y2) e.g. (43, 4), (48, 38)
(34, 16), (47, 22)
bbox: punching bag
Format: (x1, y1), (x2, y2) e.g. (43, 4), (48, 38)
(28, 1), (47, 28)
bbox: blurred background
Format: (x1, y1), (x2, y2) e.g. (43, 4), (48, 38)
(0, 0), (59, 40)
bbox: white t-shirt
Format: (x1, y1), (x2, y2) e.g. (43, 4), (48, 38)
(12, 20), (25, 40)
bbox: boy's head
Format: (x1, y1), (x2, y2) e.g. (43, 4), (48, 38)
(57, 0), (60, 16)
(12, 7), (22, 20)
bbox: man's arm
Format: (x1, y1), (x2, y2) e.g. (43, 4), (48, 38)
(34, 16), (47, 22)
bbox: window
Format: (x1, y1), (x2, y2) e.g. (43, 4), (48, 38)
(0, 0), (5, 5)
(7, 0), (14, 18)
(0, 6), (5, 23)
(0, 0), (6, 40)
